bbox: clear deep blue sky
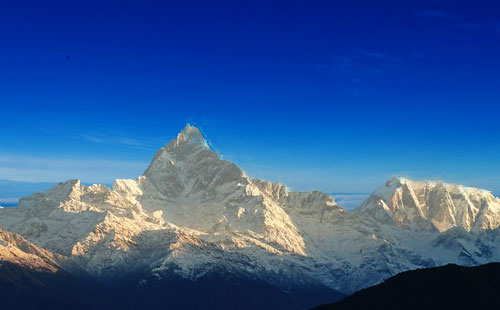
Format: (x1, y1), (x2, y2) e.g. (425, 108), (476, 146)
(1, 0), (499, 194)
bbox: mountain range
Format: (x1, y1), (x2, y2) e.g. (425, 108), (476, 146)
(1, 124), (500, 309)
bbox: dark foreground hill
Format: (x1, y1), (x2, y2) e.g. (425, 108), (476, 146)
(315, 263), (500, 310)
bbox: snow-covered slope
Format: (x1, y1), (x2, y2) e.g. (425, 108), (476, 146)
(357, 177), (500, 232)
(0, 124), (500, 297)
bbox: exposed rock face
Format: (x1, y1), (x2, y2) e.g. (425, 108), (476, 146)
(357, 177), (500, 232)
(1, 124), (500, 299)
(0, 228), (60, 273)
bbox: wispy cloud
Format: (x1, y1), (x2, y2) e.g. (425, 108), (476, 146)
(415, 8), (500, 33)
(318, 47), (404, 84)
(0, 153), (148, 183)
(449, 20), (500, 33)
(415, 9), (457, 20)
(76, 132), (156, 151)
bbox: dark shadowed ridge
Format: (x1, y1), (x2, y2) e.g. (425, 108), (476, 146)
(314, 263), (500, 310)
(0, 262), (345, 310)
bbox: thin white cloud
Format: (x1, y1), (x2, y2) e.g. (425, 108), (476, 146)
(416, 8), (500, 34)
(79, 134), (108, 144)
(415, 9), (457, 20)
(320, 47), (404, 84)
(449, 20), (500, 33)
(77, 132), (155, 151)
(0, 153), (148, 183)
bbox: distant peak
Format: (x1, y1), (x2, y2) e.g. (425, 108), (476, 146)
(175, 124), (210, 149)
(381, 177), (492, 195)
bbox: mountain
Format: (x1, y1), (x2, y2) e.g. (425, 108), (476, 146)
(357, 177), (500, 232)
(314, 262), (500, 310)
(0, 124), (499, 308)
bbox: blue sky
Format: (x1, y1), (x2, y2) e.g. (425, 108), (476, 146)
(1, 0), (500, 196)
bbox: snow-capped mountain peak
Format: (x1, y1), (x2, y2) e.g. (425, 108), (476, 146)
(175, 123), (210, 149)
(1, 126), (500, 299)
(356, 177), (500, 232)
